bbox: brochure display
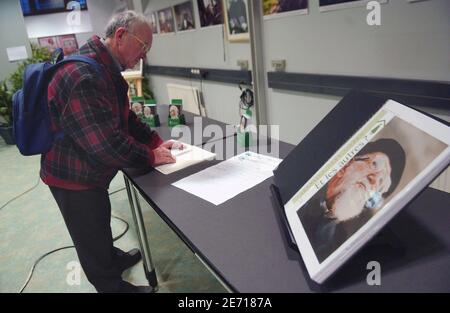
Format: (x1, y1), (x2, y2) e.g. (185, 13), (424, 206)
(142, 99), (160, 127)
(130, 96), (145, 118)
(272, 91), (450, 284)
(168, 99), (186, 127)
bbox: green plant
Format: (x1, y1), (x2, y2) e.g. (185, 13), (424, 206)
(142, 75), (154, 100)
(9, 43), (52, 93)
(0, 43), (52, 126)
(142, 63), (155, 100)
(0, 81), (13, 125)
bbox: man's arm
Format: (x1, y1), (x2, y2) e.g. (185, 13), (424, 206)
(60, 73), (157, 168)
(128, 109), (163, 149)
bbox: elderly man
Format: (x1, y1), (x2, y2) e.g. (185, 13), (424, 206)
(299, 138), (406, 262)
(41, 11), (178, 292)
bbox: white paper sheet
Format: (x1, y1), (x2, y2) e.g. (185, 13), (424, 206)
(6, 46), (28, 62)
(155, 144), (216, 175)
(172, 151), (283, 205)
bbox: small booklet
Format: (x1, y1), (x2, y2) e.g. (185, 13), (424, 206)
(155, 143), (216, 175)
(281, 98), (450, 284)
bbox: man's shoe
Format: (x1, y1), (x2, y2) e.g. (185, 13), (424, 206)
(118, 280), (153, 293)
(116, 248), (142, 273)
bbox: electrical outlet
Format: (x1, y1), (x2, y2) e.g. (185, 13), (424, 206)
(237, 60), (249, 70)
(271, 60), (286, 72)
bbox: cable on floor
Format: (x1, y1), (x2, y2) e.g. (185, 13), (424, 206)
(17, 186), (129, 293)
(0, 176), (40, 211)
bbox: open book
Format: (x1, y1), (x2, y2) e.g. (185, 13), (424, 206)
(274, 91), (450, 284)
(155, 143), (216, 175)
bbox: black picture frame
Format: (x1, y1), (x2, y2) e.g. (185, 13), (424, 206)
(19, 0), (88, 17)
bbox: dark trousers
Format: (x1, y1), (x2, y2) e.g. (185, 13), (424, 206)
(50, 186), (125, 292)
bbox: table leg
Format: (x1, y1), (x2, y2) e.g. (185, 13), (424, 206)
(123, 175), (158, 291)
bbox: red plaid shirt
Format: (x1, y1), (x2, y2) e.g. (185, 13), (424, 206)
(40, 36), (163, 190)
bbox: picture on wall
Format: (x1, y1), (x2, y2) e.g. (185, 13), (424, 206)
(146, 12), (158, 34)
(223, 0), (249, 42)
(197, 0), (223, 28)
(319, 0), (386, 12)
(174, 1), (196, 32)
(38, 34), (78, 56)
(263, 0), (308, 18)
(157, 7), (175, 34)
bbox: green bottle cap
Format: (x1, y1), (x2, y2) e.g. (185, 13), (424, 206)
(171, 99), (183, 105)
(131, 96), (145, 102)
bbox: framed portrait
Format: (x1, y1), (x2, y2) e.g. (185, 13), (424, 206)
(197, 0), (223, 28)
(38, 36), (59, 53)
(146, 12), (159, 34)
(263, 0), (308, 19)
(58, 34), (78, 55)
(281, 96), (450, 283)
(157, 7), (175, 34)
(38, 34), (78, 56)
(319, 0), (387, 12)
(223, 0), (249, 42)
(174, 1), (196, 32)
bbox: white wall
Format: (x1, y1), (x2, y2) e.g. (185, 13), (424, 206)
(24, 11), (93, 38)
(4, 0), (448, 145)
(264, 0), (450, 145)
(144, 0), (251, 69)
(145, 0), (450, 146)
(264, 0), (450, 81)
(148, 75), (241, 125)
(0, 0), (31, 82)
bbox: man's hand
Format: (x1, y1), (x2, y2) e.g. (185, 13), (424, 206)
(153, 146), (176, 166)
(160, 140), (184, 151)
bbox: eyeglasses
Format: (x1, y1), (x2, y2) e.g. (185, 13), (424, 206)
(127, 31), (150, 54)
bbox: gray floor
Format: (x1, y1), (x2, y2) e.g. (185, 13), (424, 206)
(0, 138), (226, 293)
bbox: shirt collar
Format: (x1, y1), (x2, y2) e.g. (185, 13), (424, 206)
(100, 37), (124, 72)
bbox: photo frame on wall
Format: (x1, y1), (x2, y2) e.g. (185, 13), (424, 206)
(197, 0), (223, 28)
(319, 0), (387, 12)
(38, 34), (78, 56)
(223, 0), (249, 42)
(146, 11), (159, 34)
(157, 7), (176, 34)
(174, 1), (196, 32)
(263, 0), (308, 20)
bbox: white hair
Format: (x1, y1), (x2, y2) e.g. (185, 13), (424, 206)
(105, 10), (151, 38)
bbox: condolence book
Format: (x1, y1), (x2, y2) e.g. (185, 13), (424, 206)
(273, 90), (450, 284)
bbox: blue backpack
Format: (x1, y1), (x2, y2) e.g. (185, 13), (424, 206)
(13, 50), (103, 156)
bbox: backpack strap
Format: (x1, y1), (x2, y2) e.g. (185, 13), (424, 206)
(57, 55), (104, 74)
(46, 56), (105, 141)
(51, 56), (126, 131)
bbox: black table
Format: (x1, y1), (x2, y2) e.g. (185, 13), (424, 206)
(123, 116), (450, 292)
